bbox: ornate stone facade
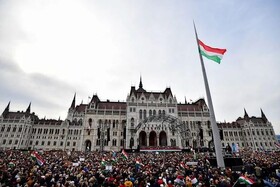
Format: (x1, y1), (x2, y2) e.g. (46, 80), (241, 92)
(0, 79), (278, 152)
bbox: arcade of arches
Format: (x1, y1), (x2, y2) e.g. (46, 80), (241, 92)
(139, 131), (176, 147)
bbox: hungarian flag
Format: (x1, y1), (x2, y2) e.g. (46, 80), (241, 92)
(237, 176), (255, 185)
(101, 158), (106, 166)
(198, 40), (226, 64)
(135, 159), (144, 167)
(121, 149), (128, 160)
(31, 151), (45, 166)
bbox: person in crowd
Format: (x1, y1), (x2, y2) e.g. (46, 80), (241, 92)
(0, 148), (280, 187)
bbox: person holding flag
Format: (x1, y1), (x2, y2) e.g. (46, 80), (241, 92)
(30, 151), (45, 166)
(121, 149), (128, 160)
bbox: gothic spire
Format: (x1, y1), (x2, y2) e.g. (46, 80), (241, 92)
(70, 93), (76, 109)
(2, 101), (10, 116)
(26, 102), (31, 113)
(244, 108), (249, 121)
(261, 108), (268, 122)
(139, 76), (143, 89)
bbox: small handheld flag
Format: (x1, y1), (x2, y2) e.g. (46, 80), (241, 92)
(121, 149), (128, 160)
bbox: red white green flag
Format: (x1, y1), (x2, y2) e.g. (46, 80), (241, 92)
(237, 175), (255, 185)
(198, 39), (226, 64)
(135, 158), (144, 166)
(101, 158), (106, 166)
(121, 149), (128, 160)
(31, 151), (45, 166)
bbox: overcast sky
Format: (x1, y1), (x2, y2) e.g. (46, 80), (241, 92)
(0, 0), (279, 134)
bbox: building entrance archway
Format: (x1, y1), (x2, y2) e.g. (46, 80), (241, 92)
(139, 131), (147, 146)
(159, 131), (167, 146)
(149, 131), (157, 146)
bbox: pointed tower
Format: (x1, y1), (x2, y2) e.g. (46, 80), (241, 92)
(139, 76), (143, 89)
(26, 102), (31, 114)
(70, 93), (76, 109)
(67, 93), (76, 120)
(261, 108), (268, 123)
(1, 101), (10, 117)
(244, 108), (249, 121)
(137, 76), (146, 92)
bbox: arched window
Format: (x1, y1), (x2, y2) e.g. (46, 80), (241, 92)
(78, 119), (83, 126)
(2, 139), (6, 144)
(88, 118), (92, 128)
(149, 110), (152, 116)
(131, 118), (134, 128)
(139, 110), (142, 120)
(113, 139), (117, 146)
(113, 120), (116, 128)
(98, 119), (102, 125)
(153, 110), (156, 115)
(143, 110), (147, 119)
(1, 125), (5, 132)
(162, 110), (165, 115)
(104, 139), (108, 146)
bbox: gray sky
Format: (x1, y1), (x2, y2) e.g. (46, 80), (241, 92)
(0, 0), (279, 133)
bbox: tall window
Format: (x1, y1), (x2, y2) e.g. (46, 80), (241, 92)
(153, 110), (156, 115)
(143, 110), (147, 119)
(113, 139), (117, 146)
(139, 110), (142, 120)
(131, 118), (134, 128)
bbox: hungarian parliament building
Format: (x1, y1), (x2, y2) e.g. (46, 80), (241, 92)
(0, 79), (278, 152)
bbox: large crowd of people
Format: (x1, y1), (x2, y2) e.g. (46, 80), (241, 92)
(0, 148), (280, 187)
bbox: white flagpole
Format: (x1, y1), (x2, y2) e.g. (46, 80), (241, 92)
(193, 21), (225, 168)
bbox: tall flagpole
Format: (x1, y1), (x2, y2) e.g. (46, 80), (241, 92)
(193, 22), (225, 168)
